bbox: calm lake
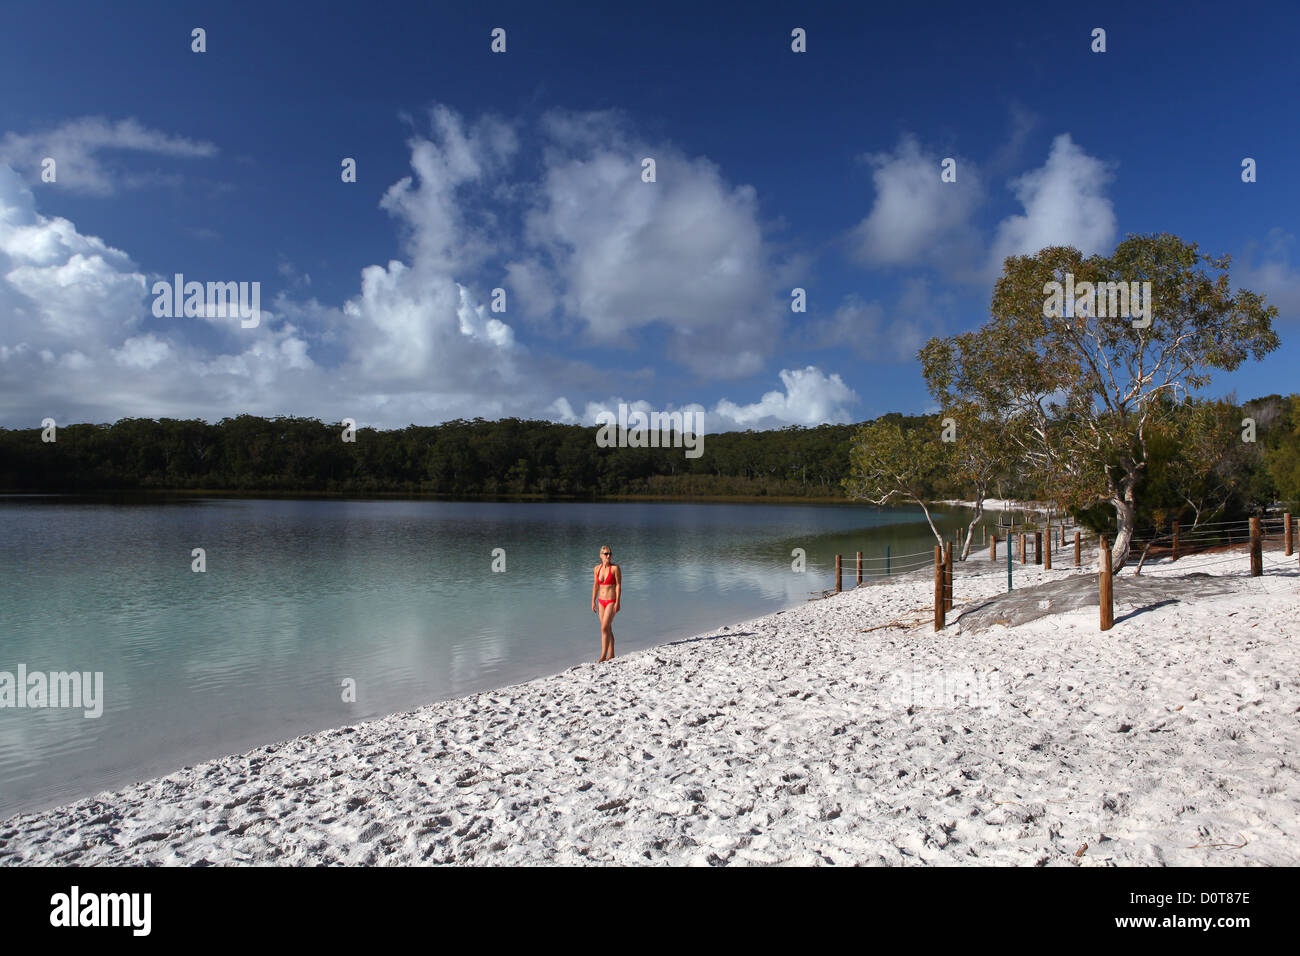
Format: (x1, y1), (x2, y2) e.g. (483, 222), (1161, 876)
(0, 496), (980, 817)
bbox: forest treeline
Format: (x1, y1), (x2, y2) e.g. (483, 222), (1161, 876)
(0, 414), (902, 497)
(2, 397), (1296, 509)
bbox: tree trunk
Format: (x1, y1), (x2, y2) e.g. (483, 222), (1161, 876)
(915, 497), (944, 549)
(961, 500), (985, 561)
(1134, 540), (1154, 575)
(1110, 483), (1137, 572)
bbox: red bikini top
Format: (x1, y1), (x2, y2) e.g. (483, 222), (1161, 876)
(597, 565), (615, 585)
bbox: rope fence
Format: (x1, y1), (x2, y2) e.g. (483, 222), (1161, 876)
(816, 514), (1298, 629)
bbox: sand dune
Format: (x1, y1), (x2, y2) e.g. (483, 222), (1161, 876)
(2, 545), (1297, 866)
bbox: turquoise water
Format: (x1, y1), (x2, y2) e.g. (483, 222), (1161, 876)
(0, 496), (977, 816)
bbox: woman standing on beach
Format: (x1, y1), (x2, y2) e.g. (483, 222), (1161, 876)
(592, 545), (621, 662)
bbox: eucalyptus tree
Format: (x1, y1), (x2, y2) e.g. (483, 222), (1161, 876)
(843, 417), (947, 547)
(924, 234), (1278, 571)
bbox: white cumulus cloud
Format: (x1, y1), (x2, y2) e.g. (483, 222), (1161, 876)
(523, 110), (784, 378)
(851, 133), (983, 268)
(0, 107), (871, 431)
(987, 133), (1116, 278)
(1236, 228), (1300, 322)
(578, 367), (858, 434)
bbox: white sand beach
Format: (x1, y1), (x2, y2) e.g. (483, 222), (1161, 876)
(2, 544), (1297, 866)
(938, 498), (1053, 514)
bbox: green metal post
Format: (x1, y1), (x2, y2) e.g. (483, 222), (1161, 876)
(1007, 532), (1013, 592)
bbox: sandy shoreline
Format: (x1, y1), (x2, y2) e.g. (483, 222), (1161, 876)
(937, 498), (1053, 514)
(2, 544), (1297, 866)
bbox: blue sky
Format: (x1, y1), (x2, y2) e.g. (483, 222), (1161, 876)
(1, 0), (1296, 431)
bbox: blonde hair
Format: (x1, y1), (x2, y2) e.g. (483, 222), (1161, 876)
(600, 545), (612, 558)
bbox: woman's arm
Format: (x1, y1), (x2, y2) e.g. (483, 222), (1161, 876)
(614, 565), (622, 611)
(591, 567), (599, 613)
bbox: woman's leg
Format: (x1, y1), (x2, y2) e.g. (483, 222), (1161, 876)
(600, 603), (616, 659)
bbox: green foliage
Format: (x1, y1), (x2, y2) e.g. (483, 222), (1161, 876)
(1261, 395), (1300, 510)
(843, 415), (955, 543)
(920, 233), (1281, 566)
(0, 416), (860, 498)
(843, 417), (945, 505)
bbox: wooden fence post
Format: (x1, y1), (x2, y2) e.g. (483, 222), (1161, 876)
(1285, 513), (1293, 557)
(933, 546), (945, 631)
(1044, 536), (1052, 570)
(1074, 530), (1081, 567)
(856, 551), (863, 586)
(1099, 535), (1114, 631)
(1034, 531), (1043, 565)
(1019, 533), (1026, 564)
(1060, 523), (1066, 548)
(982, 525), (987, 546)
(1172, 520), (1180, 559)
(990, 534), (997, 562)
(1250, 518), (1262, 576)
(944, 541), (953, 612)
